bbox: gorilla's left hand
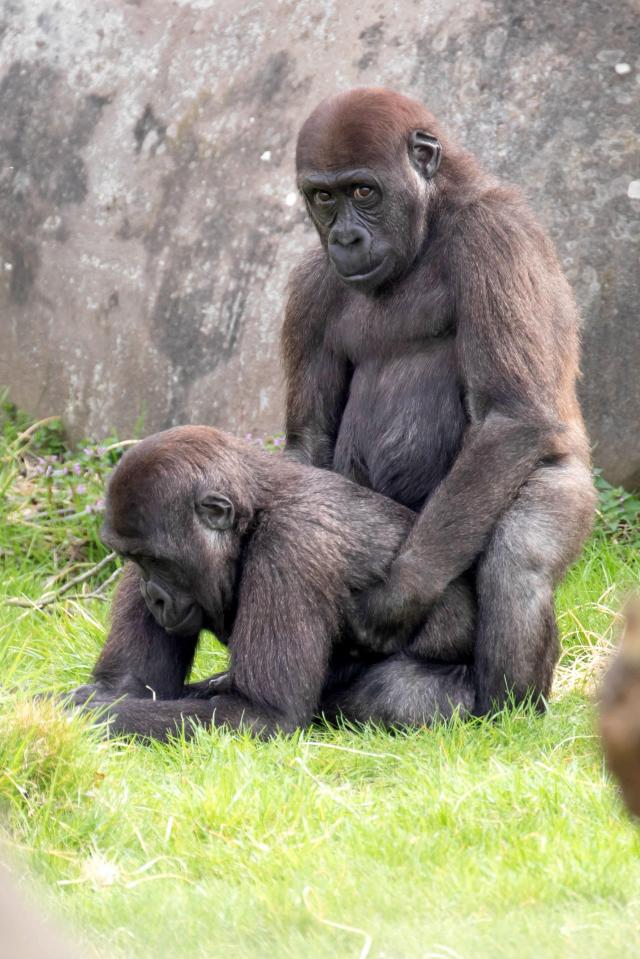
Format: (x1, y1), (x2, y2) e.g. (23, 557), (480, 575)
(346, 554), (436, 653)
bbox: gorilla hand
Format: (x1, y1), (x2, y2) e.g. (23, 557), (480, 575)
(184, 671), (232, 698)
(346, 554), (438, 653)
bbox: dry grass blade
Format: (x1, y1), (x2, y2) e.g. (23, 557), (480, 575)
(11, 417), (62, 448)
(4, 552), (117, 610)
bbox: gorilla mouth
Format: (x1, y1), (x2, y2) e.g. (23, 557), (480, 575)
(164, 604), (204, 636)
(336, 256), (390, 286)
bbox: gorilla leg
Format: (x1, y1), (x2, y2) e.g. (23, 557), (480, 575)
(321, 575), (476, 726)
(347, 576), (476, 661)
(321, 459), (593, 729)
(408, 576), (475, 662)
(69, 565), (200, 705)
(320, 654), (475, 726)
(473, 456), (596, 715)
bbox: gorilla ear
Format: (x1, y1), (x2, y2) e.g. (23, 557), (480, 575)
(197, 493), (235, 531)
(409, 130), (442, 179)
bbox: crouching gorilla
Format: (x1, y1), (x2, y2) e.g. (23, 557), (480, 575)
(68, 424), (550, 739)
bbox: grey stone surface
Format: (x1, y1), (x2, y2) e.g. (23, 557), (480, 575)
(0, 0), (638, 484)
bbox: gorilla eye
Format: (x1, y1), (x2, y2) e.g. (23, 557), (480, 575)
(353, 186), (374, 200)
(314, 190), (333, 205)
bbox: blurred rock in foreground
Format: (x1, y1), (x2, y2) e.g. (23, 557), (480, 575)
(600, 595), (640, 817)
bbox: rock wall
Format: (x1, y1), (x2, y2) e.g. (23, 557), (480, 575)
(0, 0), (638, 484)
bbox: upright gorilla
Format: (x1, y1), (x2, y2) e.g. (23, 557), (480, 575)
(69, 425), (504, 738)
(283, 88), (596, 714)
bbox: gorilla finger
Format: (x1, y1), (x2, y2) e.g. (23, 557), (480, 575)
(185, 672), (232, 698)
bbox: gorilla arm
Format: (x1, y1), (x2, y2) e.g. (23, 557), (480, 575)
(69, 564), (201, 705)
(78, 525), (335, 740)
(282, 253), (351, 468)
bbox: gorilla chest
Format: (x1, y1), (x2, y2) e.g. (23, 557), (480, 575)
(333, 336), (467, 511)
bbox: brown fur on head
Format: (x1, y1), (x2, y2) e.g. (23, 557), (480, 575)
(103, 426), (267, 544)
(296, 87), (448, 173)
(100, 427), (275, 638)
(295, 88), (480, 292)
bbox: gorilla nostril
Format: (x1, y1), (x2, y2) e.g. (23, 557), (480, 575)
(145, 581), (169, 616)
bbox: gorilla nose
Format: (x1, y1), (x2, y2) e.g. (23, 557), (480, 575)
(140, 580), (200, 634)
(330, 226), (366, 247)
(328, 226), (372, 276)
(144, 580), (171, 618)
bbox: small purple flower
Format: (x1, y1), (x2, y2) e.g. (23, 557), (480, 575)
(83, 447), (94, 457)
(245, 433), (253, 442)
(76, 484), (86, 495)
(45, 465), (53, 478)
(97, 446), (107, 457)
(73, 462), (82, 475)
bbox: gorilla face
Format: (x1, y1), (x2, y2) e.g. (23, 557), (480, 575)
(300, 170), (397, 290)
(298, 131), (442, 293)
(102, 489), (239, 640)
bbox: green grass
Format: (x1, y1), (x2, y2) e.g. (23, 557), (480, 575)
(1, 406), (640, 959)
